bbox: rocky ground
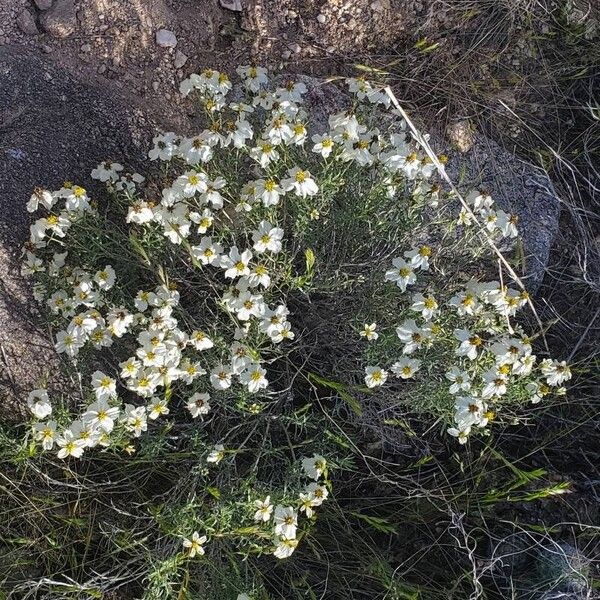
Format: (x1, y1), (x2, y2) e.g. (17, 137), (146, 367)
(0, 0), (421, 127)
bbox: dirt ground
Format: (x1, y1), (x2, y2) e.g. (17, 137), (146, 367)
(0, 0), (422, 127)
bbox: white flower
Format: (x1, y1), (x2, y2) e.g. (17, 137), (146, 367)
(91, 371), (117, 401)
(91, 161), (123, 183)
(365, 366), (388, 388)
(273, 505), (297, 539)
(248, 263), (271, 288)
(175, 171), (208, 197)
(127, 201), (154, 224)
(163, 218), (191, 245)
(189, 208), (214, 234)
(207, 444), (225, 464)
(385, 258), (416, 291)
(240, 364), (268, 393)
(55, 330), (85, 357)
(237, 65), (269, 91)
(540, 359), (572, 386)
(281, 167), (318, 198)
(449, 289), (479, 316)
(390, 357), (421, 379)
(273, 536), (298, 559)
(33, 420), (57, 450)
(481, 369), (508, 399)
(56, 429), (86, 458)
(454, 396), (487, 426)
(410, 293), (439, 320)
(182, 531), (207, 557)
(466, 189), (494, 210)
(301, 454), (326, 480)
(178, 134), (214, 164)
(210, 364), (232, 390)
(221, 246), (252, 279)
(26, 188), (55, 213)
(299, 492), (316, 518)
(179, 359), (206, 384)
(447, 424), (471, 444)
(276, 80), (307, 103)
(187, 393), (211, 419)
(256, 178), (283, 207)
(250, 141), (279, 168)
(445, 367), (471, 394)
(83, 399), (120, 433)
(201, 177), (227, 209)
(189, 330), (214, 351)
(107, 308), (134, 338)
(359, 323), (378, 341)
(395, 319), (429, 354)
(513, 354), (536, 376)
(63, 185), (90, 211)
(259, 305), (289, 337)
(311, 133), (335, 158)
(404, 245), (432, 270)
(254, 496), (273, 522)
(124, 405), (148, 437)
(454, 329), (482, 361)
(496, 210), (519, 238)
(305, 481), (328, 506)
(252, 221), (284, 253)
(147, 398), (170, 420)
(70, 419), (101, 448)
(148, 132), (178, 161)
(191, 236), (223, 266)
(27, 389), (52, 419)
(270, 322), (294, 343)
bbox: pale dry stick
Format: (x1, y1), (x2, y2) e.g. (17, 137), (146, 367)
(384, 86), (550, 353)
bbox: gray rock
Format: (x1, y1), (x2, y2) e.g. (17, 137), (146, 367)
(0, 46), (152, 408)
(220, 0), (243, 11)
(39, 0), (77, 38)
(156, 29), (177, 48)
(34, 0), (54, 10)
(444, 136), (560, 292)
(174, 50), (188, 69)
(16, 10), (39, 36)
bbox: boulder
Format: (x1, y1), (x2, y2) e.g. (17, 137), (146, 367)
(0, 46), (151, 412)
(444, 136), (560, 292)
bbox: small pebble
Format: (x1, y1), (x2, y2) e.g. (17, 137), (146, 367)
(81, 43), (91, 52)
(16, 9), (39, 35)
(156, 29), (177, 48)
(152, 80), (160, 91)
(97, 64), (107, 74)
(292, 42), (301, 53)
(174, 50), (188, 69)
(34, 0), (53, 10)
(317, 13), (327, 24)
(287, 9), (298, 19)
(282, 50), (292, 60)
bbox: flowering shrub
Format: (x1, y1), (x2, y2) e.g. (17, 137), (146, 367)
(20, 66), (571, 574)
